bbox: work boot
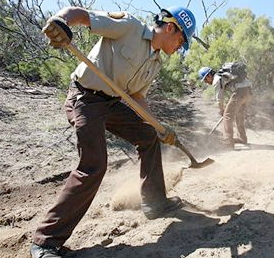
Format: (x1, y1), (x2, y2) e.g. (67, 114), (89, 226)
(30, 243), (61, 258)
(141, 196), (183, 220)
(233, 138), (247, 144)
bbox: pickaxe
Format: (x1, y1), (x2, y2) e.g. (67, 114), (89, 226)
(66, 43), (214, 169)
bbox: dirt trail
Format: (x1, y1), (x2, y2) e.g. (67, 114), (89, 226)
(0, 74), (274, 258)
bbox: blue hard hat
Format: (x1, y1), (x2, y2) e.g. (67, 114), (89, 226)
(198, 67), (212, 81)
(161, 6), (196, 51)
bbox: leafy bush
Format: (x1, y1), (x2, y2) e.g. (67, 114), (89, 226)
(158, 53), (185, 96)
(1, 2), (273, 97)
(185, 8), (274, 92)
(0, 0), (99, 88)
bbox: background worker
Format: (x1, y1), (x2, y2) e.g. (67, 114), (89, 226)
(199, 66), (252, 149)
(30, 5), (196, 258)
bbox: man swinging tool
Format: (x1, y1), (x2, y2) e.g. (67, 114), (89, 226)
(199, 64), (253, 149)
(30, 5), (197, 258)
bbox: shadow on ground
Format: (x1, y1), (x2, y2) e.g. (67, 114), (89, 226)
(64, 209), (274, 258)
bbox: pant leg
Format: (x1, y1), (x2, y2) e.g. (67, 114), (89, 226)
(235, 87), (252, 143)
(223, 93), (237, 145)
(235, 104), (247, 143)
(33, 86), (111, 247)
(105, 101), (166, 204)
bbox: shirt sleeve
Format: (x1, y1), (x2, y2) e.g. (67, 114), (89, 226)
(88, 10), (134, 39)
(213, 76), (224, 105)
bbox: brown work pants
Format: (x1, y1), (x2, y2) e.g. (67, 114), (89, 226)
(33, 83), (166, 247)
(223, 87), (252, 144)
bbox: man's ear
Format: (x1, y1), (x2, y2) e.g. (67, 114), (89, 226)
(165, 23), (176, 34)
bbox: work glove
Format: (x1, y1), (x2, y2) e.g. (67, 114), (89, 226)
(42, 17), (73, 48)
(157, 127), (177, 145)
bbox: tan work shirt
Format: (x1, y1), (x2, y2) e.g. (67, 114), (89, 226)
(213, 74), (252, 106)
(71, 10), (162, 97)
(213, 74), (228, 105)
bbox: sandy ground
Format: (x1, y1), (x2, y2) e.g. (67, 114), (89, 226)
(0, 74), (274, 258)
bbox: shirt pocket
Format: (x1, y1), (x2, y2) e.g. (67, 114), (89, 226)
(140, 70), (154, 85)
(120, 45), (136, 67)
(140, 59), (160, 85)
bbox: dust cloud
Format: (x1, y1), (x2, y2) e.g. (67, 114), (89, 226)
(111, 161), (183, 211)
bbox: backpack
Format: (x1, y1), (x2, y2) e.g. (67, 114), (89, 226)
(217, 61), (247, 84)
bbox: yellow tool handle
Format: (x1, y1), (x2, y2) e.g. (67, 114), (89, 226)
(209, 116), (223, 134)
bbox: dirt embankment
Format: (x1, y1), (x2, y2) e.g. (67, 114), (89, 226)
(0, 73), (274, 258)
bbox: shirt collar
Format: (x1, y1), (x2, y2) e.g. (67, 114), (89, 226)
(142, 25), (154, 41)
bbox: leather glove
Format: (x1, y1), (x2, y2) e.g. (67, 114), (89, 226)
(157, 127), (177, 145)
(42, 17), (73, 48)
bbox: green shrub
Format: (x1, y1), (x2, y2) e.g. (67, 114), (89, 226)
(159, 53), (185, 96)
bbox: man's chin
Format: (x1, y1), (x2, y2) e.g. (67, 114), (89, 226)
(163, 50), (174, 56)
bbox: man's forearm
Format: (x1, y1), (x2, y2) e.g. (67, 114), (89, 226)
(55, 7), (90, 26)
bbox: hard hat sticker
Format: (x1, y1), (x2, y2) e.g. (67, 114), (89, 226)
(178, 10), (193, 29)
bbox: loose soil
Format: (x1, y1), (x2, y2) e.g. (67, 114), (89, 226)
(0, 73), (274, 258)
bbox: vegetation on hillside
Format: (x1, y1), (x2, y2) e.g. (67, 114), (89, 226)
(186, 8), (274, 93)
(0, 0), (273, 97)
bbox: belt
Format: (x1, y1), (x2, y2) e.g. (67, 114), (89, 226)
(72, 81), (120, 100)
